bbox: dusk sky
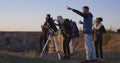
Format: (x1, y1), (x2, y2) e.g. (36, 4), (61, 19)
(0, 0), (120, 31)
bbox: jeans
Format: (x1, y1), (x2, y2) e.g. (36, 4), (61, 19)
(84, 34), (96, 60)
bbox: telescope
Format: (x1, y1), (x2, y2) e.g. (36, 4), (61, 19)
(46, 14), (58, 32)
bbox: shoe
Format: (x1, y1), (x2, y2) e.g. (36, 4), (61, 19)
(62, 55), (67, 60)
(81, 60), (91, 63)
(62, 55), (70, 60)
(66, 55), (70, 60)
(70, 53), (74, 56)
(91, 59), (98, 62)
(99, 58), (104, 61)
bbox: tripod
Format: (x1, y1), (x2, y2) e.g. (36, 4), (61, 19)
(39, 30), (61, 60)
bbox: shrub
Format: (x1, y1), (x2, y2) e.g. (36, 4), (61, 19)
(5, 37), (11, 45)
(117, 28), (120, 33)
(103, 31), (111, 45)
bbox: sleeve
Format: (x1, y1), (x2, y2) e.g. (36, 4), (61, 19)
(102, 26), (106, 33)
(54, 23), (59, 26)
(100, 25), (106, 33)
(79, 21), (84, 24)
(72, 9), (88, 18)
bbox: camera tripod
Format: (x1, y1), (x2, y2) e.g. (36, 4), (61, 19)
(39, 31), (61, 60)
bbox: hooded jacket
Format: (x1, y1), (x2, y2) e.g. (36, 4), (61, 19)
(72, 9), (93, 34)
(57, 16), (72, 37)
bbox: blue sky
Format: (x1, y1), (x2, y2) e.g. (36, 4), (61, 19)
(0, 0), (120, 31)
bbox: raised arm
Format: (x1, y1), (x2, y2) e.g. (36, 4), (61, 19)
(67, 6), (84, 17)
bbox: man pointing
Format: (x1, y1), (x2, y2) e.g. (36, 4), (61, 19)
(67, 6), (97, 63)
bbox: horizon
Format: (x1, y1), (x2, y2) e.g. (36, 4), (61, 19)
(0, 0), (120, 31)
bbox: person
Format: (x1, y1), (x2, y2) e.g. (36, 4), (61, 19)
(70, 20), (79, 55)
(67, 6), (97, 63)
(93, 17), (106, 61)
(39, 14), (57, 53)
(56, 16), (72, 60)
(46, 14), (58, 32)
(39, 21), (49, 53)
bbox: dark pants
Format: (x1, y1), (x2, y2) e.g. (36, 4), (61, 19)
(94, 41), (103, 59)
(63, 36), (71, 56)
(39, 32), (49, 53)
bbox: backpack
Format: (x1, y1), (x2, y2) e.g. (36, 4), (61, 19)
(72, 21), (79, 38)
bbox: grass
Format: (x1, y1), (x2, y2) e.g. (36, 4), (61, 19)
(103, 32), (111, 45)
(0, 51), (120, 63)
(72, 51), (120, 63)
(0, 54), (69, 63)
(103, 51), (120, 63)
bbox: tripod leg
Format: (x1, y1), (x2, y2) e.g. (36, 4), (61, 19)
(39, 35), (50, 58)
(53, 37), (61, 60)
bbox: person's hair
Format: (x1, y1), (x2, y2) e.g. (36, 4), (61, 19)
(64, 18), (69, 22)
(57, 16), (64, 24)
(97, 17), (103, 22)
(83, 6), (89, 10)
(46, 14), (51, 17)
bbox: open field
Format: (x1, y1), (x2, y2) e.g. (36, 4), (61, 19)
(0, 51), (120, 63)
(0, 33), (120, 63)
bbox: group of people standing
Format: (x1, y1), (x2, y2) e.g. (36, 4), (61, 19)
(39, 6), (106, 63)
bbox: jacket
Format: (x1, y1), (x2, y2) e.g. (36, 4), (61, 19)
(58, 19), (73, 37)
(72, 9), (93, 34)
(93, 23), (106, 42)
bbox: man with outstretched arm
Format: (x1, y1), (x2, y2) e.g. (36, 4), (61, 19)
(67, 6), (97, 63)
